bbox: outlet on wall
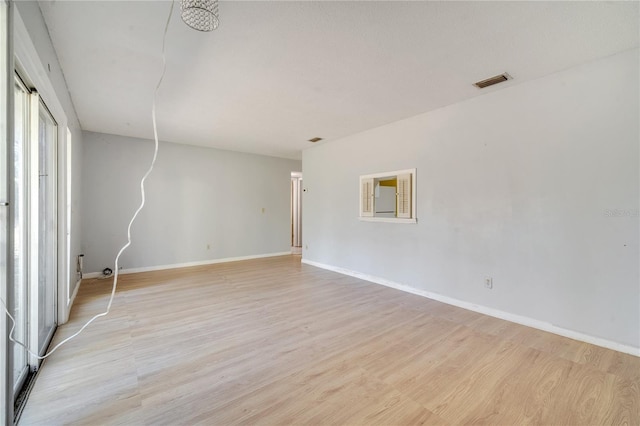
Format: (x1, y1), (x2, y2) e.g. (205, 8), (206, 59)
(485, 277), (493, 289)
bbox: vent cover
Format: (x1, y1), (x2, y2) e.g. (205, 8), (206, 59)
(474, 73), (511, 89)
(308, 137), (323, 143)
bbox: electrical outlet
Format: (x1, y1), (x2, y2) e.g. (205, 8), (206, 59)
(485, 277), (493, 289)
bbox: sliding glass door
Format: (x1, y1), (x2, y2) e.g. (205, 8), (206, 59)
(10, 73), (58, 404)
(12, 75), (29, 394)
(36, 98), (57, 356)
(6, 6), (67, 420)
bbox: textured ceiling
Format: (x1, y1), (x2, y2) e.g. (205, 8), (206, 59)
(39, 1), (639, 159)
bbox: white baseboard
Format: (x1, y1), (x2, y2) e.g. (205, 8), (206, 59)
(60, 278), (82, 323)
(68, 278), (81, 307)
(83, 251), (292, 279)
(301, 258), (640, 357)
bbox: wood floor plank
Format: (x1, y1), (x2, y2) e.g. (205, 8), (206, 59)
(19, 255), (640, 425)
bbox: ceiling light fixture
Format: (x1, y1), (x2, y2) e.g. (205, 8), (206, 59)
(181, 0), (219, 32)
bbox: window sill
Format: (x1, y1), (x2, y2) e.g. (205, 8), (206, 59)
(358, 217), (417, 224)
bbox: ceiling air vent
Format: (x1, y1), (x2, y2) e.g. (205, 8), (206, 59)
(308, 137), (323, 143)
(474, 73), (511, 89)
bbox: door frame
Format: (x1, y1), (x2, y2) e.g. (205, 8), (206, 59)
(1, 0), (11, 422)
(291, 172), (302, 248)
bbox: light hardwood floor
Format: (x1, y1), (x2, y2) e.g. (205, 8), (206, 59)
(20, 255), (640, 425)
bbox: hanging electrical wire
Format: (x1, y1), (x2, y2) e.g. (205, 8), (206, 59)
(1, 0), (175, 360)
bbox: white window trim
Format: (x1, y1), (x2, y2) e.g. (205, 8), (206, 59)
(359, 217), (417, 224)
(358, 168), (417, 224)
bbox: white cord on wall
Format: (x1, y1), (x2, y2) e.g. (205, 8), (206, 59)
(1, 1), (175, 360)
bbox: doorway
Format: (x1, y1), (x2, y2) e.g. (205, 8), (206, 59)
(291, 172), (302, 254)
(11, 72), (58, 410)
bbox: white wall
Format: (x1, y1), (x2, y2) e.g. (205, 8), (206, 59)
(82, 131), (301, 273)
(15, 1), (83, 321)
(303, 48), (639, 350)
